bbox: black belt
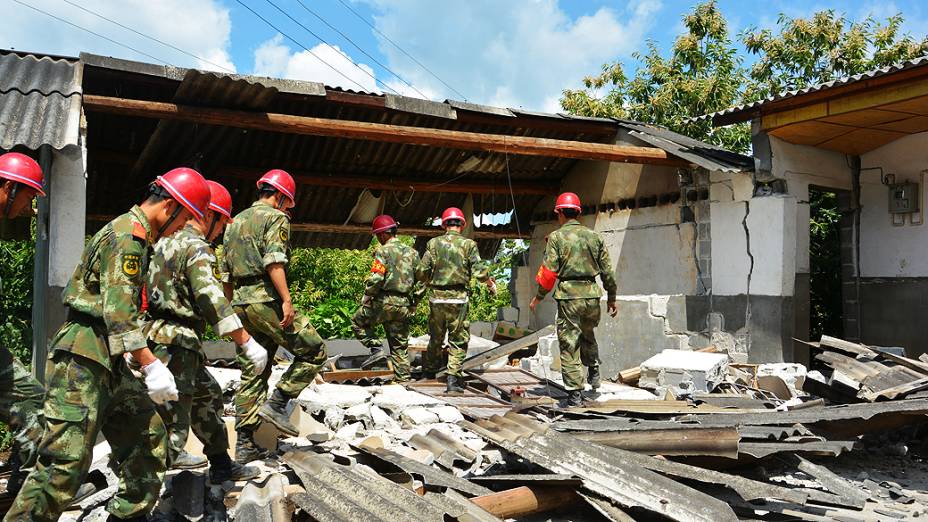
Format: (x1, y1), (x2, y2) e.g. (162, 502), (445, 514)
(560, 276), (597, 282)
(66, 309), (105, 331)
(235, 275), (266, 287)
(432, 284), (466, 291)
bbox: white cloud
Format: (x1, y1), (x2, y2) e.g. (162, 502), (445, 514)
(5, 0), (234, 72)
(360, 0), (662, 111)
(253, 34), (379, 92)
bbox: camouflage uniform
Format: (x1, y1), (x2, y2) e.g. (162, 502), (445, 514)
(5, 206), (167, 522)
(417, 231), (490, 377)
(0, 346), (44, 488)
(222, 201), (327, 431)
(535, 219), (617, 391)
(351, 237), (422, 382)
(148, 224), (242, 464)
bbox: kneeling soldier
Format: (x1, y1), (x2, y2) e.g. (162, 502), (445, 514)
(147, 180), (265, 481)
(351, 215), (422, 383)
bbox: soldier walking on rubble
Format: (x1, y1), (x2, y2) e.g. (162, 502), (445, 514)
(530, 192), (617, 407)
(221, 169), (327, 464)
(6, 168), (210, 522)
(417, 207), (496, 394)
(0, 153), (48, 498)
(146, 180), (264, 482)
(350, 215), (423, 383)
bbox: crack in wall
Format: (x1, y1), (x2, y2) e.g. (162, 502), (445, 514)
(741, 201), (754, 353)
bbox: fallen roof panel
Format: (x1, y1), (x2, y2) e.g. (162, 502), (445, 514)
(355, 444), (492, 497)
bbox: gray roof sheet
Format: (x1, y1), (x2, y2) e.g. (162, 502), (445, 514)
(699, 54), (928, 125)
(0, 51), (82, 151)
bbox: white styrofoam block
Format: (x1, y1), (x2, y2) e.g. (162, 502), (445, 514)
(638, 349), (729, 396)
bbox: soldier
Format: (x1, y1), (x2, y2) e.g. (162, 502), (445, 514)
(222, 169), (327, 464)
(0, 153), (47, 497)
(529, 192), (617, 407)
(5, 167), (210, 522)
(350, 215), (422, 383)
(417, 207), (495, 394)
(147, 180), (265, 482)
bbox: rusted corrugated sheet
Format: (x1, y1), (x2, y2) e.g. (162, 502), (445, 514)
(0, 51), (82, 151)
(355, 444), (493, 497)
(463, 412), (739, 522)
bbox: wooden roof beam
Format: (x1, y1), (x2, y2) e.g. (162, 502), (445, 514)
(83, 95), (691, 166)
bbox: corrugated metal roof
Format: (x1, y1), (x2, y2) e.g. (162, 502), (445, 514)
(355, 444), (493, 497)
(698, 54), (928, 125)
(0, 50), (82, 151)
(464, 412), (739, 522)
(618, 121), (753, 173)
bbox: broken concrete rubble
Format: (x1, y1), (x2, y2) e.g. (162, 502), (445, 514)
(638, 348), (730, 396)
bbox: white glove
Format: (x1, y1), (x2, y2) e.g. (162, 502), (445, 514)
(142, 359), (178, 405)
(241, 336), (268, 374)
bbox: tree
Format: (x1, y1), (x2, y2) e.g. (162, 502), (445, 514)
(561, 1), (750, 152)
(742, 12), (928, 101)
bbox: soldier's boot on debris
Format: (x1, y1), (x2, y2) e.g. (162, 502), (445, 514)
(587, 365), (601, 391)
(446, 375), (465, 395)
(566, 390), (584, 407)
(361, 348), (388, 369)
(258, 389), (299, 437)
(173, 450), (208, 469)
(6, 450), (24, 496)
(209, 452), (260, 483)
(235, 429), (270, 464)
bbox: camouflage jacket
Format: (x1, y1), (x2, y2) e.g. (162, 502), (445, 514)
(417, 230), (489, 301)
(222, 201), (290, 306)
(57, 205), (153, 370)
(147, 225), (243, 352)
(364, 237), (423, 306)
(536, 219), (617, 301)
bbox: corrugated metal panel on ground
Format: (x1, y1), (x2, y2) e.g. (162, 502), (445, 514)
(407, 381), (512, 418)
(467, 367), (568, 401)
(0, 51), (82, 151)
(355, 444), (493, 496)
(463, 412), (739, 522)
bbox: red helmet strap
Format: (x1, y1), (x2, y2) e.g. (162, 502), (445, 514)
(157, 199), (186, 237)
(3, 181), (20, 219)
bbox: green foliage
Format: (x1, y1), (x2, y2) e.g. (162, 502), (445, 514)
(0, 238), (35, 364)
(561, 1), (928, 154)
(809, 189), (844, 339)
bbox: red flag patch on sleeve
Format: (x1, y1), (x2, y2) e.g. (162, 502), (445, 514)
(535, 265), (557, 291)
(132, 222), (147, 241)
(140, 284), (149, 312)
(370, 260), (387, 275)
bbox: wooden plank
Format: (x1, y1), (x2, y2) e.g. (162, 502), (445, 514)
(818, 335), (877, 357)
(459, 325), (555, 372)
(82, 95), (691, 166)
(470, 486), (580, 519)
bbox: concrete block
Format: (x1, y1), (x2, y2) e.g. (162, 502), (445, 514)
(537, 334), (559, 358)
(469, 321), (497, 340)
(497, 307), (519, 322)
(638, 349), (729, 396)
(400, 407), (440, 426)
(757, 363), (807, 394)
(202, 340), (237, 362)
(429, 405), (464, 423)
(335, 422), (363, 441)
(254, 422), (279, 452)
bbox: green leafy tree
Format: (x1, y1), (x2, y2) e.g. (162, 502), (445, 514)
(742, 12), (928, 101)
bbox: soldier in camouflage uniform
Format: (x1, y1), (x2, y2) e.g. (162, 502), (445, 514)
(222, 169), (327, 463)
(350, 215), (422, 383)
(417, 207), (495, 394)
(530, 192), (617, 407)
(5, 168), (210, 522)
(0, 153), (47, 497)
(147, 181), (264, 482)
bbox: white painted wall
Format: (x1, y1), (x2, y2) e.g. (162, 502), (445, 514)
(49, 146), (86, 286)
(859, 132), (928, 277)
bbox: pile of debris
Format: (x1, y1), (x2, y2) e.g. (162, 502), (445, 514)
(15, 330), (928, 521)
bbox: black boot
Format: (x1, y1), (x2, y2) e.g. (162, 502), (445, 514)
(234, 429), (267, 465)
(106, 514), (148, 521)
(566, 390), (584, 407)
(446, 375), (465, 395)
(258, 389), (299, 437)
(209, 452), (259, 483)
(587, 365), (601, 391)
(6, 450), (23, 496)
(172, 450), (207, 469)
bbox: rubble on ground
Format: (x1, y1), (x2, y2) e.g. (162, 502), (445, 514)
(8, 331), (928, 521)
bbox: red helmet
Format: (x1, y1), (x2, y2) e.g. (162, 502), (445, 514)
(371, 214), (397, 234)
(155, 167), (210, 220)
(257, 169), (296, 203)
(555, 192), (581, 211)
(441, 207), (466, 226)
(0, 152), (45, 196)
(206, 180), (233, 220)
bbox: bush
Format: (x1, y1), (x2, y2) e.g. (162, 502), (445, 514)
(0, 237), (36, 451)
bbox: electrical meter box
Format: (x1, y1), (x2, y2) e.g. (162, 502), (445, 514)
(889, 183), (919, 214)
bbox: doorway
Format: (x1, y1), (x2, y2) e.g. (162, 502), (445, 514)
(808, 186), (852, 340)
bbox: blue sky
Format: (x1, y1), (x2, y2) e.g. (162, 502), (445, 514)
(7, 0), (928, 112)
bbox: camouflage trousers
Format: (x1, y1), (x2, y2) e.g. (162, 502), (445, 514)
(351, 301), (411, 383)
(426, 302), (469, 377)
(556, 298), (601, 391)
(0, 345), (45, 477)
(5, 343), (166, 521)
(233, 301), (327, 431)
(152, 344), (228, 465)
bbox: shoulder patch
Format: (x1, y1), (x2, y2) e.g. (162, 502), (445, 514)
(370, 259), (387, 275)
(122, 253), (142, 277)
(131, 222), (147, 241)
(212, 263), (223, 280)
(279, 227), (289, 242)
